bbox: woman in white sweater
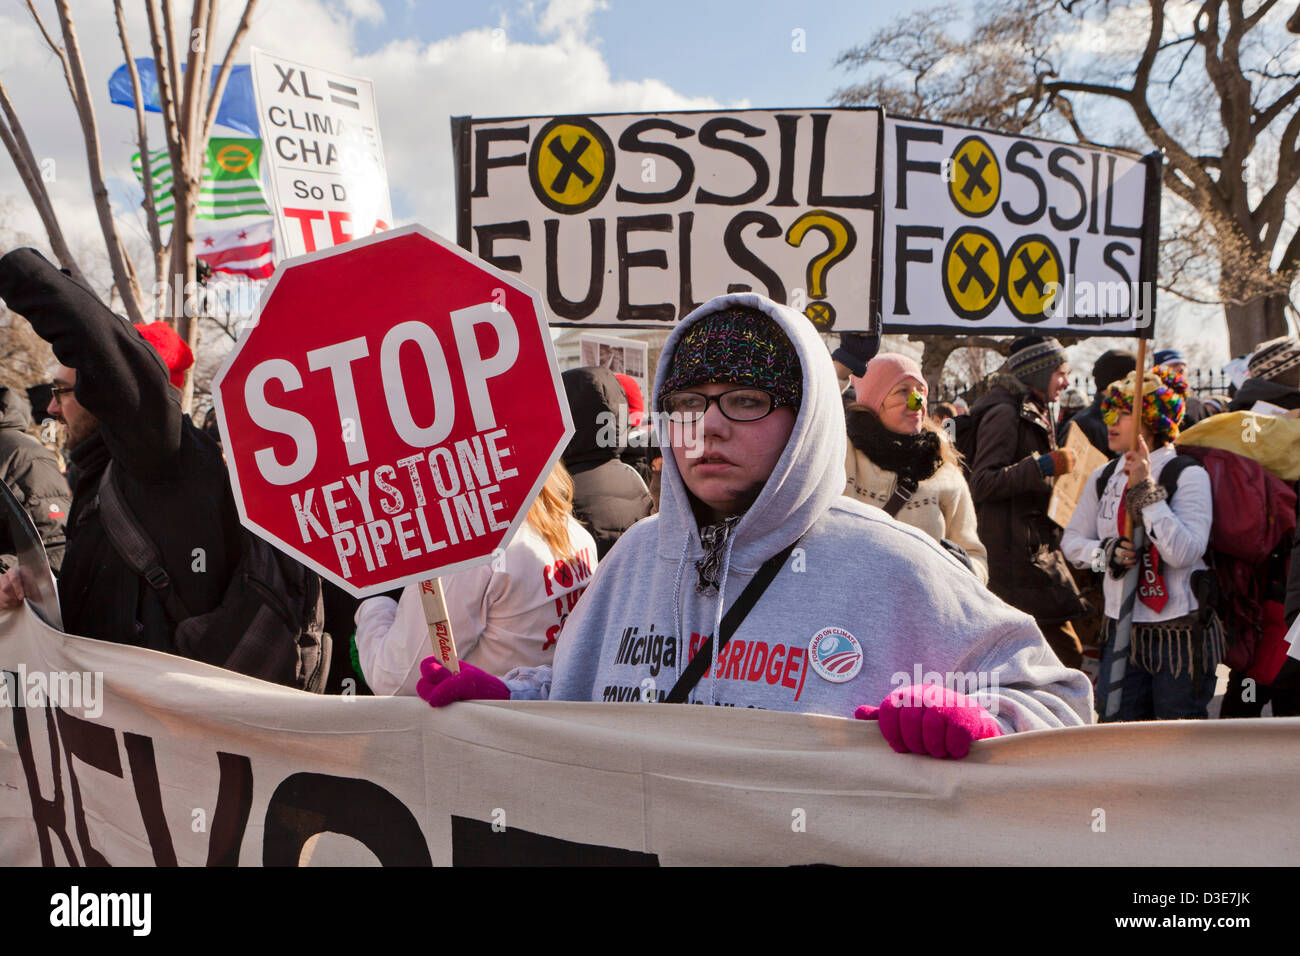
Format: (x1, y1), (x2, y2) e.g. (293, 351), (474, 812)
(843, 353), (988, 584)
(354, 462), (598, 695)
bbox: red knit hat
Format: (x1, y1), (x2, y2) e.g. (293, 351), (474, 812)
(134, 322), (194, 389)
(614, 373), (644, 427)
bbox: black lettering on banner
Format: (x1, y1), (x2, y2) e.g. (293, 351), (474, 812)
(768, 114), (801, 207)
(1104, 155), (1143, 237)
(263, 772), (432, 866)
(545, 218), (605, 320)
(474, 221), (530, 273)
(56, 707), (121, 868)
(1048, 147), (1087, 231)
(617, 214), (675, 321)
(123, 732), (177, 866)
(807, 113), (872, 209)
(942, 226), (1003, 320)
(1001, 141), (1046, 226)
(1088, 152), (1101, 234)
(615, 118), (695, 204)
(451, 814), (659, 866)
(10, 688), (78, 866)
(893, 124), (943, 210)
(723, 211), (786, 302)
(695, 117), (770, 205)
(678, 211), (703, 316)
(1103, 241), (1136, 311)
(207, 752), (254, 867)
(894, 225), (944, 315)
(472, 126), (529, 197)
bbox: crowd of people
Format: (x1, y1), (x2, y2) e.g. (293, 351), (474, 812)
(0, 245), (1297, 762)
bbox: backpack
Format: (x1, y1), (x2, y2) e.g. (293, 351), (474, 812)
(1096, 448), (1297, 681)
(96, 462), (331, 692)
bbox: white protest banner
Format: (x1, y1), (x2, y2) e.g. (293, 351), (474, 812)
(3, 606), (1297, 866)
(249, 48), (393, 258)
(454, 109), (881, 333)
(881, 116), (1161, 336)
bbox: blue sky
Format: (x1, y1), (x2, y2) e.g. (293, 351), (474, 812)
(351, 0), (936, 111)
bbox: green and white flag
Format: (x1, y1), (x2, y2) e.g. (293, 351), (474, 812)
(132, 137), (270, 226)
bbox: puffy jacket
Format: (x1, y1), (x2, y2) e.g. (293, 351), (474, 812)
(0, 386), (70, 572)
(561, 366), (653, 557)
(968, 373), (1085, 624)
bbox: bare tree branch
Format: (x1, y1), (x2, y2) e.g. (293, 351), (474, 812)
(51, 0), (145, 322)
(114, 0), (165, 291)
(203, 0), (260, 145)
(0, 77), (86, 285)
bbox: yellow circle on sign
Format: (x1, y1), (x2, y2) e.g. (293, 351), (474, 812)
(942, 227), (1003, 320)
(215, 143), (255, 173)
(529, 118), (614, 214)
(1005, 234), (1063, 322)
(948, 135), (1000, 217)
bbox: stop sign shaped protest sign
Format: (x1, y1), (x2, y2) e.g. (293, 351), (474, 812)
(213, 225), (573, 598)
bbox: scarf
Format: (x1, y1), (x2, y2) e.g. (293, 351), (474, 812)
(845, 406), (944, 485)
(695, 515), (741, 594)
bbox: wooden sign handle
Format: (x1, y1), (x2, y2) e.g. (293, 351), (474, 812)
(418, 577), (460, 674)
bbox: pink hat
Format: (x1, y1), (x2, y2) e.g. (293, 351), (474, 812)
(852, 353), (926, 411)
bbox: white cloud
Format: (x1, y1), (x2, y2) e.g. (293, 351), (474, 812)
(0, 0), (720, 285)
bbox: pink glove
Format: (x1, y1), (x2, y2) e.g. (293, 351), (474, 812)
(416, 658), (510, 707)
(855, 684), (1002, 759)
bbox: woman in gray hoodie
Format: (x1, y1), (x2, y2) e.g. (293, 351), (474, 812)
(418, 293), (1093, 758)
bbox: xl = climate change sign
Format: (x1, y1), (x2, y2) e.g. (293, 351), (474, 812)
(882, 117), (1161, 336)
(213, 226), (572, 598)
(250, 47), (394, 258)
(454, 108), (880, 332)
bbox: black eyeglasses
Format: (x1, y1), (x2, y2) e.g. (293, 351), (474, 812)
(661, 387), (783, 423)
(48, 385), (75, 404)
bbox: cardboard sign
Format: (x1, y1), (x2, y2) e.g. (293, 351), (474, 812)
(881, 116), (1160, 336)
(1048, 421), (1110, 528)
(249, 48), (393, 258)
(454, 108), (881, 333)
(213, 225), (573, 598)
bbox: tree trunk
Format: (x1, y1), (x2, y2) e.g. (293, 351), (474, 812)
(1222, 294), (1290, 359)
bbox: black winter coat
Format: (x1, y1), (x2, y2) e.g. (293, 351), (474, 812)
(0, 387), (70, 572)
(1058, 394), (1113, 459)
(1229, 377), (1300, 412)
(561, 367), (653, 558)
(968, 374), (1085, 624)
(0, 249), (242, 652)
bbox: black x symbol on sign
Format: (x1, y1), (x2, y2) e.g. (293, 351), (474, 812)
(547, 135), (595, 193)
(1013, 247), (1052, 298)
(959, 152), (992, 201)
(955, 241), (996, 298)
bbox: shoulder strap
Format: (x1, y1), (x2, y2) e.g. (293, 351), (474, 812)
(1094, 457), (1120, 498)
(664, 538), (798, 704)
(1157, 454), (1196, 502)
(883, 476), (918, 518)
(96, 461), (191, 624)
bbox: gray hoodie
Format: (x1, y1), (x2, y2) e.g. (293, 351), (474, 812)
(507, 293), (1093, 731)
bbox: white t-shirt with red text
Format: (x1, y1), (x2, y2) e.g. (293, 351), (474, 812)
(355, 519), (598, 695)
